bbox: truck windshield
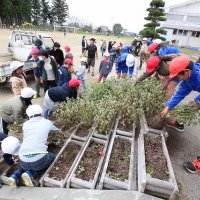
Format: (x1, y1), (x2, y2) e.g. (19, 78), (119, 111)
(43, 37), (54, 50)
(21, 34), (32, 45)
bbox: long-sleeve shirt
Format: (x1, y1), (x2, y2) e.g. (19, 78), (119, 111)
(49, 48), (64, 66)
(159, 46), (181, 56)
(167, 64), (200, 110)
(99, 60), (112, 76)
(19, 117), (59, 162)
(75, 65), (86, 80)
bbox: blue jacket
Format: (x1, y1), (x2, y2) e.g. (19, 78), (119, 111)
(147, 40), (153, 46)
(116, 53), (128, 69)
(167, 64), (200, 109)
(122, 46), (132, 53)
(57, 66), (71, 86)
(159, 46), (181, 56)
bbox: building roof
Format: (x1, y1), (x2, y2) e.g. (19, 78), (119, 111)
(167, 0), (200, 9)
(162, 23), (200, 32)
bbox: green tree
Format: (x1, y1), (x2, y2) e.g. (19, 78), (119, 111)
(51, 0), (69, 25)
(41, 0), (50, 25)
(113, 23), (123, 36)
(31, 0), (41, 25)
(140, 0), (167, 40)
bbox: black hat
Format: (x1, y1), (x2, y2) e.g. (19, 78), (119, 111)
(35, 39), (43, 46)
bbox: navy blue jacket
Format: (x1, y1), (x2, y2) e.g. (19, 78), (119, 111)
(57, 66), (71, 86)
(48, 83), (77, 102)
(167, 64), (200, 109)
(32, 58), (42, 78)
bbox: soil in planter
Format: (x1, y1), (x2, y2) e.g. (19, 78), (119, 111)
(146, 114), (164, 130)
(107, 137), (131, 181)
(48, 143), (62, 155)
(49, 142), (81, 181)
(62, 126), (77, 139)
(144, 135), (169, 180)
(0, 160), (9, 175)
(76, 141), (104, 181)
(118, 121), (133, 132)
(75, 126), (90, 137)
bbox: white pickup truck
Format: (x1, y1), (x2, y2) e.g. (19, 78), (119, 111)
(0, 30), (54, 87)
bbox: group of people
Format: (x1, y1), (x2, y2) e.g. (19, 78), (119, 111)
(0, 35), (200, 190)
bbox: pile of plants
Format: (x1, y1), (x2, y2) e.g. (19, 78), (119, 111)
(55, 78), (167, 134)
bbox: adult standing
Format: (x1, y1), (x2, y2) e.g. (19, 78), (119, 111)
(84, 38), (98, 76)
(10, 61), (27, 96)
(0, 87), (35, 134)
(43, 79), (80, 118)
(100, 40), (107, 56)
(27, 39), (44, 60)
(7, 105), (60, 187)
(37, 50), (59, 93)
(81, 36), (87, 54)
(49, 42), (64, 67)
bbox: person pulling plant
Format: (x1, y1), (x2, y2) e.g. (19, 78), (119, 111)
(43, 79), (81, 118)
(7, 105), (60, 187)
(159, 55), (200, 173)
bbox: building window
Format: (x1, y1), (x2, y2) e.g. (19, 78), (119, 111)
(173, 29), (178, 35)
(196, 32), (200, 37)
(183, 30), (188, 36)
(178, 30), (183, 35)
(192, 31), (197, 37)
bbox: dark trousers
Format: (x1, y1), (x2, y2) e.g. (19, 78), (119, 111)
(43, 80), (57, 93)
(2, 119), (9, 135)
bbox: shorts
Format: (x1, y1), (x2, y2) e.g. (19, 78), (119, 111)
(116, 65), (128, 74)
(87, 58), (95, 67)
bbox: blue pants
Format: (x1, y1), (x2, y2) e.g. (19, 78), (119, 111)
(128, 66), (134, 78)
(11, 153), (56, 180)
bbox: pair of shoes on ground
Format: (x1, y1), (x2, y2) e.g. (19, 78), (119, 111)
(8, 172), (34, 187)
(165, 120), (184, 132)
(33, 94), (41, 99)
(183, 156), (200, 174)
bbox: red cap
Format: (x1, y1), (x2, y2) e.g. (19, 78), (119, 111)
(146, 56), (160, 73)
(64, 58), (73, 65)
(31, 49), (39, 55)
(69, 79), (81, 88)
(148, 43), (159, 53)
(64, 46), (71, 51)
(169, 55), (190, 78)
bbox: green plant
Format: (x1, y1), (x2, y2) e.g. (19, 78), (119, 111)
(76, 161), (85, 175)
(8, 123), (23, 140)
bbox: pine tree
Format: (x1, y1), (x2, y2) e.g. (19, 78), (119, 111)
(140, 0), (167, 40)
(41, 0), (50, 25)
(51, 0), (69, 25)
(31, 0), (41, 25)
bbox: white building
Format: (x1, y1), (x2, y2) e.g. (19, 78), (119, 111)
(162, 0), (200, 49)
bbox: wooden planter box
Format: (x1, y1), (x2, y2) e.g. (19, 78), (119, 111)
(98, 125), (135, 190)
(138, 130), (178, 199)
(40, 138), (85, 187)
(66, 137), (108, 189)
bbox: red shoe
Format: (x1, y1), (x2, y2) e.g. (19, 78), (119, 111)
(183, 157), (200, 173)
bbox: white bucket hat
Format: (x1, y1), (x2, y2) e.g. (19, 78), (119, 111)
(1, 136), (21, 155)
(80, 57), (87, 63)
(10, 61), (24, 72)
(26, 105), (43, 118)
(126, 54), (135, 67)
(21, 87), (36, 98)
(154, 38), (163, 44)
(103, 52), (110, 57)
(142, 38), (148, 41)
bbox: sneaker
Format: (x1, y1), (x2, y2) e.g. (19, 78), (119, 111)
(33, 95), (37, 99)
(91, 72), (94, 76)
(8, 177), (17, 187)
(165, 120), (184, 132)
(183, 157), (200, 173)
(21, 172), (34, 187)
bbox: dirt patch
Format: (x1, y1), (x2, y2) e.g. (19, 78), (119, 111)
(76, 141), (104, 181)
(75, 126), (90, 137)
(107, 137), (131, 181)
(48, 143), (63, 155)
(49, 142), (81, 181)
(0, 160), (9, 175)
(146, 114), (164, 130)
(144, 135), (169, 180)
(118, 121), (133, 132)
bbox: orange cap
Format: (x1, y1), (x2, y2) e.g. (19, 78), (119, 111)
(148, 43), (159, 53)
(146, 56), (160, 73)
(169, 55), (190, 78)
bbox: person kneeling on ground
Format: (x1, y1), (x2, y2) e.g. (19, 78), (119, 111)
(43, 79), (81, 118)
(98, 52), (112, 83)
(8, 105), (60, 187)
(0, 87), (35, 135)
